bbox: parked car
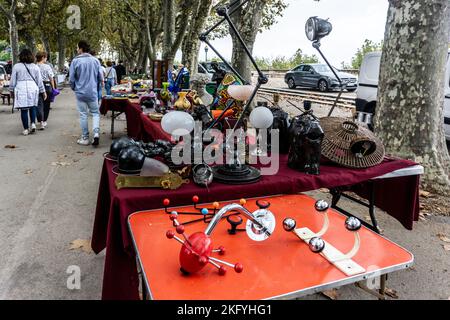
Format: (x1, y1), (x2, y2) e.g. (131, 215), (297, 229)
(200, 61), (232, 74)
(197, 63), (212, 79)
(356, 51), (450, 141)
(0, 65), (6, 80)
(284, 63), (358, 92)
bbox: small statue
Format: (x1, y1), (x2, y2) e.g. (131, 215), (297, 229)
(186, 90), (204, 107)
(288, 110), (324, 175)
(191, 73), (214, 107)
(269, 107), (291, 154)
(210, 62), (227, 98)
(192, 105), (213, 128)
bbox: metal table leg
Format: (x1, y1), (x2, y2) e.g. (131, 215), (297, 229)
(111, 111), (115, 139)
(330, 181), (381, 234)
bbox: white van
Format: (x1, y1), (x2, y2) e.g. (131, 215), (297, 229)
(356, 51), (450, 141)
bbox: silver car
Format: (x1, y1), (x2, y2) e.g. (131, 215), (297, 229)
(285, 64), (358, 92)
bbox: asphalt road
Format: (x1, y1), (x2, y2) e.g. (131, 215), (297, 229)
(0, 89), (449, 300)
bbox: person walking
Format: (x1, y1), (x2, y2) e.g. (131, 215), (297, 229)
(104, 61), (117, 96)
(10, 49), (46, 136)
(69, 40), (104, 147)
(36, 51), (56, 130)
(97, 58), (106, 104)
(115, 60), (126, 84)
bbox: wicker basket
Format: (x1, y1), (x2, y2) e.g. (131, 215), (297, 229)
(320, 117), (385, 169)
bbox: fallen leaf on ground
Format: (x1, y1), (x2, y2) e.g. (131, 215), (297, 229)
(318, 188), (329, 193)
(437, 234), (450, 243)
(419, 190), (431, 198)
(51, 161), (72, 167)
(24, 169), (33, 175)
(322, 289), (339, 300)
(82, 151), (95, 156)
(69, 239), (93, 253)
(385, 288), (399, 299)
(443, 244), (450, 251)
(4, 145), (16, 149)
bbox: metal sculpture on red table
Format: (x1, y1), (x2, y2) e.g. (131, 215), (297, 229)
(165, 196), (276, 276)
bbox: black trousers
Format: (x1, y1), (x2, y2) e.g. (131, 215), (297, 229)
(37, 83), (52, 122)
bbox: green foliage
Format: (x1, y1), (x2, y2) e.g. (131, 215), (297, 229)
(256, 49), (319, 70)
(351, 39), (382, 69)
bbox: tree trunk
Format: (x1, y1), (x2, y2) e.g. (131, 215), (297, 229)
(230, 0), (268, 83)
(375, 0), (450, 194)
(57, 33), (66, 71)
(24, 33), (36, 53)
(182, 0), (213, 74)
(9, 14), (19, 65)
(42, 35), (51, 59)
(162, 0), (175, 68)
(144, 0), (156, 61)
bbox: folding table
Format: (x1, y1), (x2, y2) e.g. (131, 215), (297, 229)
(128, 194), (414, 300)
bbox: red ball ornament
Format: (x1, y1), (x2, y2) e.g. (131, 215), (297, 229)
(219, 266), (227, 276)
(163, 199), (170, 207)
(166, 230), (175, 239)
(218, 246), (226, 256)
(176, 225), (185, 234)
(192, 196), (199, 203)
(179, 232), (213, 274)
(234, 263), (244, 273)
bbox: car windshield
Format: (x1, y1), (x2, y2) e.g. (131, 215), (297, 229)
(313, 65), (334, 73)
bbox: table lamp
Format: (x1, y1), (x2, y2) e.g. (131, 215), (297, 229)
(161, 111), (195, 138)
(212, 87), (274, 184)
(305, 16), (344, 117)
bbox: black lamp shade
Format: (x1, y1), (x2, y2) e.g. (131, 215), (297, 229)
(305, 17), (333, 42)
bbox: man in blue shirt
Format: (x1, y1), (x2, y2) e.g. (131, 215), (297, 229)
(70, 40), (104, 146)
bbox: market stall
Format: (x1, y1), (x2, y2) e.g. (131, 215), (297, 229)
(92, 7), (423, 300)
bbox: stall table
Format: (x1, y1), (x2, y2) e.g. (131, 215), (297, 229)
(128, 194), (414, 300)
(100, 98), (143, 139)
(92, 155), (420, 300)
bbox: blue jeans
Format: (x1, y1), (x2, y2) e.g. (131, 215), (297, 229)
(20, 107), (37, 130)
(105, 79), (115, 96)
(77, 100), (100, 139)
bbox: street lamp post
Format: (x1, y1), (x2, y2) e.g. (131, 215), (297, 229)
(205, 46), (209, 62)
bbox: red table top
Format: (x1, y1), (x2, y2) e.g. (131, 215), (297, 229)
(128, 194), (413, 300)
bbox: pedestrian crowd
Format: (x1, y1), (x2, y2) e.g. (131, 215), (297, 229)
(10, 40), (127, 148)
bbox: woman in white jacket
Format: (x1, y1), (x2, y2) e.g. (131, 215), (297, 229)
(10, 49), (46, 136)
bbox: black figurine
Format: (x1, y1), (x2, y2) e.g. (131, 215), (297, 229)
(288, 110), (324, 175)
(210, 62), (227, 98)
(270, 107), (291, 154)
(192, 105), (213, 128)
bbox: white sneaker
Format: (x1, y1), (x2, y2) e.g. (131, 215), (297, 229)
(43, 122), (48, 129)
(38, 122), (45, 131)
(23, 129), (29, 136)
(77, 137), (91, 146)
(31, 123), (36, 133)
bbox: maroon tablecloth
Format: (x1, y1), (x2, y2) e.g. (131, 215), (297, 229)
(100, 98), (143, 140)
(91, 154), (419, 300)
(140, 113), (172, 142)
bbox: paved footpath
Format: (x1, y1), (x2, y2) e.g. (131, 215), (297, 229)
(0, 89), (449, 300)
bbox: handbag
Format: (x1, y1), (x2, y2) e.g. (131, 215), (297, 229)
(23, 63), (44, 98)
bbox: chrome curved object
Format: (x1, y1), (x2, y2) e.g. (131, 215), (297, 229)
(205, 204), (274, 241)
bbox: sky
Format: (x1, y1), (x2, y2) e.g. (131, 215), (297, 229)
(197, 0), (389, 66)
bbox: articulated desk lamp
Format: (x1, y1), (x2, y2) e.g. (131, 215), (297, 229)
(199, 0), (273, 184)
(305, 16), (345, 117)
